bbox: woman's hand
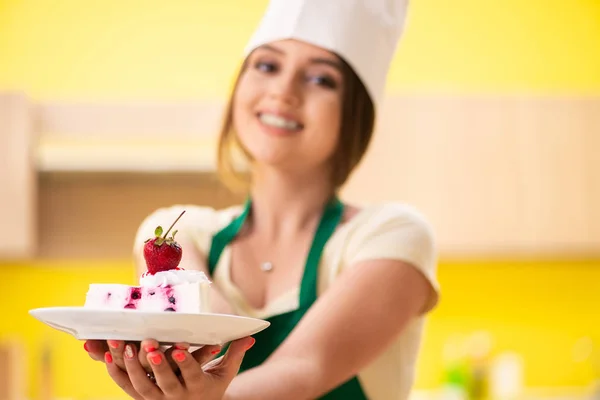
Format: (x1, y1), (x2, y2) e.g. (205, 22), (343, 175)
(86, 337), (255, 400)
(85, 339), (179, 373)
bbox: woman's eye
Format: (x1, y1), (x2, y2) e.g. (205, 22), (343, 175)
(255, 61), (277, 73)
(309, 75), (337, 89)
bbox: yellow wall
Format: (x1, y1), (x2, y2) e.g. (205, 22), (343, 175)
(2, 260), (599, 399)
(0, 0), (599, 101)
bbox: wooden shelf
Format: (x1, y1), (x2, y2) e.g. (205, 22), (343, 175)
(36, 137), (219, 173)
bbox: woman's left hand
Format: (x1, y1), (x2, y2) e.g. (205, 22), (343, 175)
(106, 336), (255, 400)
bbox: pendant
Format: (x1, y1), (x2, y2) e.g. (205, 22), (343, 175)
(260, 262), (273, 272)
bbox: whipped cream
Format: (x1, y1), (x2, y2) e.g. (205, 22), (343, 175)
(140, 269), (211, 288)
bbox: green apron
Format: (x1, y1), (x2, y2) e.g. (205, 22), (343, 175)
(208, 198), (368, 399)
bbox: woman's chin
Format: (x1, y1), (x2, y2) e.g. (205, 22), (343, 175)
(251, 156), (295, 170)
(244, 146), (297, 168)
(241, 142), (332, 175)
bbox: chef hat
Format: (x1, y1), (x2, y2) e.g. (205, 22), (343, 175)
(244, 0), (410, 109)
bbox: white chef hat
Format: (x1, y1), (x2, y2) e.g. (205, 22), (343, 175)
(244, 0), (410, 109)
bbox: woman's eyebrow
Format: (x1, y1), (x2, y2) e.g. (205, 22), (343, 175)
(258, 44), (342, 71)
(309, 57), (342, 72)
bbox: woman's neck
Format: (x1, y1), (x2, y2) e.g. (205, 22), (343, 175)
(247, 166), (336, 239)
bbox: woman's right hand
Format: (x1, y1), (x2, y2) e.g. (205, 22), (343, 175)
(84, 337), (254, 400)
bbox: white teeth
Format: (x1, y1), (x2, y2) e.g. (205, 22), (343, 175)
(259, 113), (301, 130)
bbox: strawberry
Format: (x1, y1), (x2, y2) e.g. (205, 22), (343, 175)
(143, 211), (186, 274)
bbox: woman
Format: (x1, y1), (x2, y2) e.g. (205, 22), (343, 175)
(85, 0), (440, 398)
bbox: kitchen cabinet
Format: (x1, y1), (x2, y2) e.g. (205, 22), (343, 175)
(37, 172), (242, 259)
(0, 93), (36, 259)
(1, 92), (597, 260)
(513, 99), (600, 256)
(343, 96), (600, 258)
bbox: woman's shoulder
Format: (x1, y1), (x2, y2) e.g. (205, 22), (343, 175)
(341, 201), (438, 276)
(340, 201), (440, 310)
(348, 201), (435, 240)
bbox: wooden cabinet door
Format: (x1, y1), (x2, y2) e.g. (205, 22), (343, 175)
(0, 93), (36, 258)
(514, 99), (600, 256)
(344, 96), (600, 258)
(588, 106), (600, 251)
(344, 97), (524, 257)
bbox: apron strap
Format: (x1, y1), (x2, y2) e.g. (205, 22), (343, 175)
(298, 198), (344, 308)
(208, 197), (251, 274)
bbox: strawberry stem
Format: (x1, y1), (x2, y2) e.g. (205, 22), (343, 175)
(163, 210), (186, 239)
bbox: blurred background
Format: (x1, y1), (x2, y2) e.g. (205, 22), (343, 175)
(1, 0), (599, 399)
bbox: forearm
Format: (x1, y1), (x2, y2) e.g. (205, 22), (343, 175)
(223, 358), (323, 400)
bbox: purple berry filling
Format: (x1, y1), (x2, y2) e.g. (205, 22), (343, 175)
(105, 284), (185, 312)
(131, 288), (141, 300)
(124, 287), (142, 310)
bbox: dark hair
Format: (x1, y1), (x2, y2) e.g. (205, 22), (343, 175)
(217, 53), (375, 193)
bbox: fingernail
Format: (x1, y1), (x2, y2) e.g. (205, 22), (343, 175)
(245, 337), (256, 351)
(105, 352), (113, 363)
(124, 345), (134, 359)
(150, 354), (162, 365)
(83, 342), (89, 352)
(174, 344), (189, 350)
(143, 345), (157, 353)
(211, 349), (221, 355)
(173, 351), (186, 362)
(107, 340), (120, 349)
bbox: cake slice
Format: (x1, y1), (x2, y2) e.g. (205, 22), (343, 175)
(84, 276), (210, 313)
(83, 210), (211, 313)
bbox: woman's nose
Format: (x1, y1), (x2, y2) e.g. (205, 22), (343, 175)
(267, 73), (301, 106)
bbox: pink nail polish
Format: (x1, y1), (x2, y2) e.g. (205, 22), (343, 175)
(84, 342), (89, 352)
(105, 352), (113, 363)
(107, 340), (120, 349)
(245, 337), (256, 350)
(173, 352), (186, 362)
(144, 345), (157, 353)
(211, 349), (221, 355)
(150, 354), (162, 365)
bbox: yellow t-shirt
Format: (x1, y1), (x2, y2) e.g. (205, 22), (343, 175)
(134, 202), (440, 400)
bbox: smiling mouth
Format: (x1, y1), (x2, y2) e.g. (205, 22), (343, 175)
(257, 113), (304, 131)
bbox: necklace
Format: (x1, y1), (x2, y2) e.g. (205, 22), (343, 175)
(260, 261), (274, 272)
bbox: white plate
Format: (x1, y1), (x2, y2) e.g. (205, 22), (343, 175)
(29, 307), (270, 346)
